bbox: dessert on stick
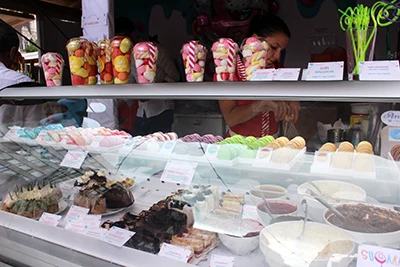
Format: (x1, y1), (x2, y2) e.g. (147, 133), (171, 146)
(211, 38), (238, 81)
(133, 41), (158, 83)
(181, 41), (207, 82)
(40, 52), (64, 86)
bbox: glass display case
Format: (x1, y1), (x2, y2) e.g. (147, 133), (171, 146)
(0, 81), (399, 267)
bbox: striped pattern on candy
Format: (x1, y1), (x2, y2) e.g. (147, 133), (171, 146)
(83, 40), (90, 62)
(261, 111), (270, 137)
(54, 53), (63, 75)
(227, 38), (236, 69)
(148, 42), (156, 69)
(188, 41), (196, 69)
(105, 39), (111, 63)
(236, 55), (246, 81)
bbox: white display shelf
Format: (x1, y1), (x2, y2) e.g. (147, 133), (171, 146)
(1, 81), (400, 102)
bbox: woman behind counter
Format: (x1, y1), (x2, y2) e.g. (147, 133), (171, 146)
(218, 15), (300, 138)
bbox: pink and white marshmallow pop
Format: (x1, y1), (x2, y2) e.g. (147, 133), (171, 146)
(181, 41), (207, 82)
(211, 38), (238, 81)
(41, 52), (64, 86)
(240, 37), (269, 80)
(133, 42), (159, 83)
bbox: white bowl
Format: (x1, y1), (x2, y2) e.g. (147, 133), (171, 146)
(260, 221), (355, 267)
(218, 219), (264, 256)
(298, 180), (367, 222)
(323, 203), (400, 248)
(257, 199), (298, 226)
(250, 184), (288, 205)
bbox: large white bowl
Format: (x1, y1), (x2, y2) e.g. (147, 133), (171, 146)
(250, 184), (288, 205)
(298, 180), (367, 222)
(218, 219), (264, 256)
(323, 203), (400, 248)
(260, 221), (355, 267)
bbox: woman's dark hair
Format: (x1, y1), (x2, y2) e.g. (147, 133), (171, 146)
(248, 15), (291, 39)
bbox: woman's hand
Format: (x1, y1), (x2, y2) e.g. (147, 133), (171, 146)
(287, 101), (301, 123)
(251, 101), (291, 121)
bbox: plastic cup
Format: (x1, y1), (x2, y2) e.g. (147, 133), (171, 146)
(181, 41), (206, 82)
(211, 38), (238, 81)
(111, 36), (133, 84)
(133, 41), (159, 83)
(66, 37), (98, 85)
(97, 39), (113, 84)
(240, 37), (269, 81)
(41, 52), (64, 86)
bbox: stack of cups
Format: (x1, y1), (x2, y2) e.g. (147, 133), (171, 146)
(66, 38), (98, 85)
(97, 39), (113, 84)
(240, 37), (269, 80)
(111, 36), (133, 84)
(181, 41), (207, 82)
(211, 38), (238, 81)
(133, 42), (159, 83)
(41, 52), (64, 86)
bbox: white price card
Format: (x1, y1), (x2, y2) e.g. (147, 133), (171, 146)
(359, 60), (400, 81)
(209, 254), (235, 267)
(305, 61), (344, 81)
(102, 226), (135, 247)
(381, 111), (400, 127)
(39, 212), (62, 227)
(85, 227), (108, 240)
(65, 220), (87, 234)
(80, 214), (102, 228)
(242, 204), (261, 223)
(250, 69), (275, 81)
(160, 160), (197, 185)
(273, 68), (301, 81)
(60, 150), (88, 169)
(64, 205), (89, 223)
(158, 243), (192, 263)
(357, 244), (400, 267)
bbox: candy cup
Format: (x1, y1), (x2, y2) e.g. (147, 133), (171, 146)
(66, 38), (97, 85)
(133, 42), (158, 83)
(212, 38), (238, 81)
(181, 40), (207, 82)
(97, 39), (114, 84)
(111, 36), (132, 84)
(40, 52), (64, 87)
(240, 37), (269, 81)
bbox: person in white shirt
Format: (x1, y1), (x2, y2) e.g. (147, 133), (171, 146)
(115, 17), (180, 136)
(0, 22), (45, 133)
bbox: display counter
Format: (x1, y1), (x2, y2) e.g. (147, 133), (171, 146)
(0, 81), (399, 267)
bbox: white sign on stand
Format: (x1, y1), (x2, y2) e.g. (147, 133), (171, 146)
(102, 226), (135, 247)
(250, 69), (275, 81)
(273, 68), (301, 81)
(209, 254), (235, 267)
(60, 150), (88, 169)
(305, 62), (344, 81)
(158, 243), (192, 263)
(359, 61), (400, 81)
(160, 160), (197, 185)
(357, 244), (400, 266)
(39, 212), (62, 227)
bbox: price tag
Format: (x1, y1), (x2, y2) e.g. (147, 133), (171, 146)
(305, 62), (344, 81)
(85, 227), (108, 240)
(250, 69), (275, 81)
(65, 220), (87, 234)
(160, 160), (197, 185)
(242, 205), (261, 223)
(273, 68), (301, 81)
(209, 254), (235, 267)
(39, 212), (62, 227)
(102, 226), (135, 247)
(60, 150), (88, 169)
(357, 244), (400, 267)
(359, 60), (400, 81)
(64, 205), (89, 223)
(158, 243), (192, 263)
(301, 69), (309, 81)
(80, 215), (102, 228)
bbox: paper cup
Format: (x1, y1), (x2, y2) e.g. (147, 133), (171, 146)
(111, 36), (133, 84)
(133, 41), (158, 83)
(211, 38), (238, 81)
(41, 52), (64, 86)
(181, 41), (206, 82)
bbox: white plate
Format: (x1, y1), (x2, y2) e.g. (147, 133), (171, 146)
(100, 202), (135, 216)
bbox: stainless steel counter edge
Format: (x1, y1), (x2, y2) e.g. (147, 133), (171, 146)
(1, 81), (399, 102)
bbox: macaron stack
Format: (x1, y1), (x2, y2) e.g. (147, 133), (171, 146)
(136, 132), (178, 142)
(66, 38), (98, 85)
(218, 135), (274, 150)
(353, 141), (374, 172)
(111, 36), (133, 84)
(217, 144), (242, 160)
(240, 37), (269, 80)
(356, 141), (373, 154)
(266, 137), (290, 150)
(319, 142), (336, 152)
(332, 142), (354, 169)
(181, 133), (223, 144)
(391, 144), (400, 161)
(270, 136), (307, 164)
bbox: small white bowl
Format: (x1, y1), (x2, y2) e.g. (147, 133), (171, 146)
(298, 180), (366, 222)
(257, 199), (298, 226)
(250, 184), (287, 205)
(324, 203), (400, 248)
(218, 219), (264, 256)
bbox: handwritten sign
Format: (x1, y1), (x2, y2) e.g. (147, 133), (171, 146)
(359, 61), (400, 81)
(39, 212), (62, 227)
(158, 243), (192, 263)
(305, 62), (344, 81)
(160, 160), (197, 185)
(102, 226), (135, 247)
(357, 244), (400, 267)
(273, 68), (301, 81)
(250, 69), (275, 81)
(209, 254), (235, 267)
(60, 150), (88, 169)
